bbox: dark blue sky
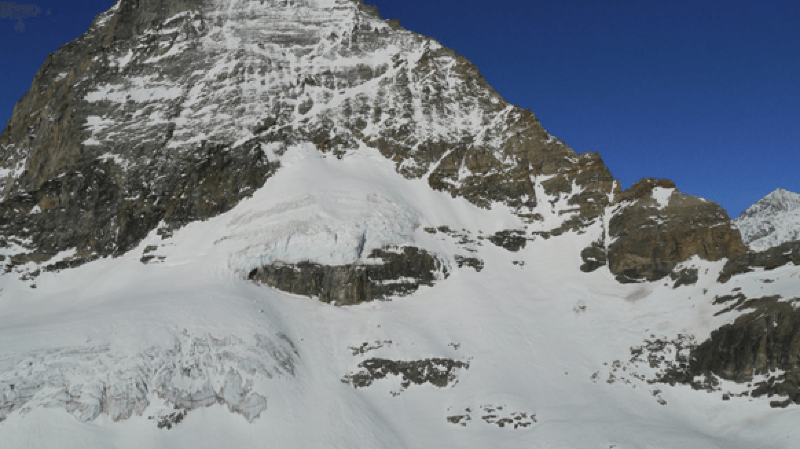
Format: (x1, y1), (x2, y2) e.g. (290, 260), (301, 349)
(2, 0), (799, 217)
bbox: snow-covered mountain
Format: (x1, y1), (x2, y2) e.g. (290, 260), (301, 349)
(1, 1), (799, 448)
(734, 188), (800, 250)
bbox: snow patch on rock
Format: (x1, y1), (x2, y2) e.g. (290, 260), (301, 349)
(651, 187), (674, 209)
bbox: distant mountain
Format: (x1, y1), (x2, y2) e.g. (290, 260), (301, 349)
(734, 188), (800, 250)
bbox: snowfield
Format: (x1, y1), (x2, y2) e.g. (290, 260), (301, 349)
(1, 144), (799, 448)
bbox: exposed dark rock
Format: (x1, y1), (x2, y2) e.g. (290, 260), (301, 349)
(141, 255), (165, 264)
(361, 50), (618, 220)
(488, 230), (527, 252)
(718, 241), (800, 283)
(455, 255), (484, 272)
(537, 152), (620, 238)
(426, 226), (481, 250)
(0, 0), (279, 272)
(447, 405), (536, 429)
(43, 254), (100, 272)
(687, 296), (800, 404)
(711, 293), (793, 317)
(670, 268), (698, 288)
(348, 340), (393, 356)
(447, 414), (471, 426)
(615, 178), (676, 203)
(248, 246), (447, 305)
(342, 357), (469, 390)
(617, 334), (705, 391)
(0, 141), (278, 272)
(771, 399), (793, 408)
(608, 178), (747, 283)
(626, 296), (800, 406)
(580, 240), (606, 272)
(156, 409), (187, 430)
(711, 292), (748, 316)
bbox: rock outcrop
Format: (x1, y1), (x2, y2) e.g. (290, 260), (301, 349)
(488, 230), (528, 252)
(669, 268), (699, 288)
(342, 357), (469, 391)
(718, 241), (800, 283)
(580, 240), (606, 273)
(248, 246), (447, 305)
(680, 295), (800, 406)
(0, 143), (277, 271)
(607, 178), (747, 283)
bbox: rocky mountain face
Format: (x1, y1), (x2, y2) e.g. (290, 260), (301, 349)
(2, 0), (800, 438)
(0, 0), (744, 288)
(734, 188), (800, 250)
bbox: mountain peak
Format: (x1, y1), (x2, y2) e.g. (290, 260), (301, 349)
(763, 187), (800, 205)
(734, 188), (800, 250)
(740, 188), (800, 218)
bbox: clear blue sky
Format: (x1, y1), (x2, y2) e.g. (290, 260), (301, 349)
(1, 0), (798, 217)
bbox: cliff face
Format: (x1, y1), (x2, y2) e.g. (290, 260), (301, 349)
(0, 0), (745, 285)
(691, 295), (800, 407)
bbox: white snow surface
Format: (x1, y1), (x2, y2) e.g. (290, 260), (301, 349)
(734, 188), (800, 250)
(651, 186), (675, 209)
(1, 144), (800, 448)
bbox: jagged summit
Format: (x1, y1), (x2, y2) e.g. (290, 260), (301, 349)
(734, 188), (800, 250)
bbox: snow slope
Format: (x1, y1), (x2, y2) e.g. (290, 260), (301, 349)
(734, 188), (800, 250)
(2, 144), (800, 448)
